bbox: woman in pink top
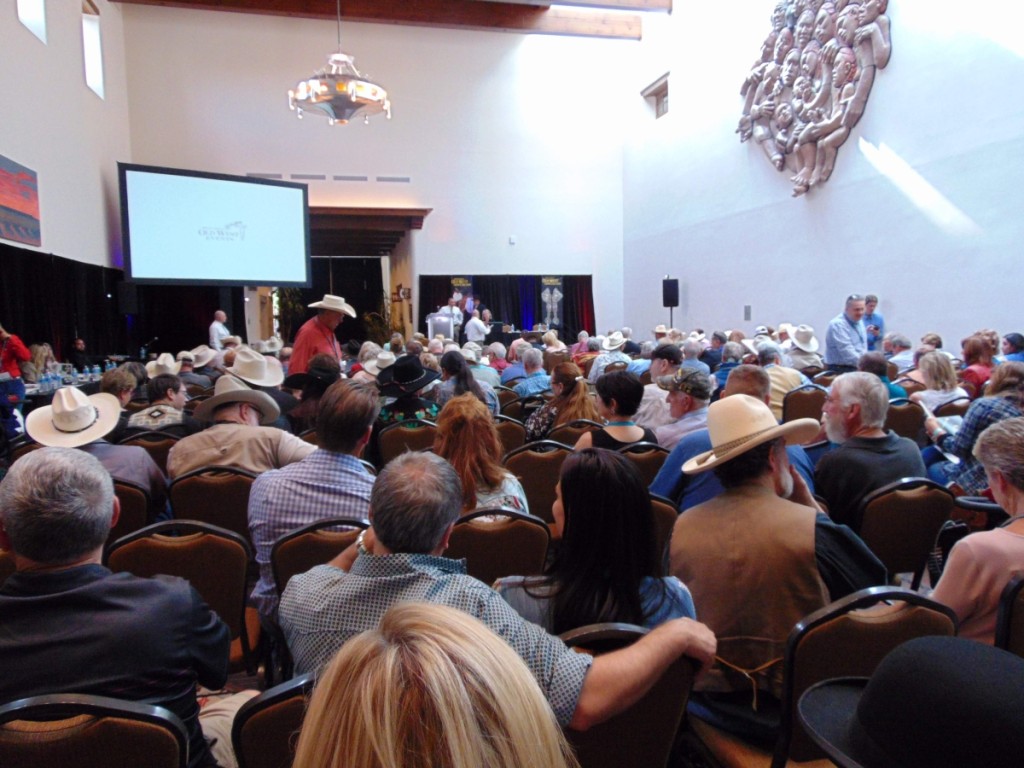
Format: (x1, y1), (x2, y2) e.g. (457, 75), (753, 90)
(932, 417), (1024, 643)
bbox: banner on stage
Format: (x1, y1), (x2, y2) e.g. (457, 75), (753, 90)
(451, 276), (475, 314)
(540, 276), (564, 330)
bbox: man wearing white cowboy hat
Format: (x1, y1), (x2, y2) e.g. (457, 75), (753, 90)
(167, 375), (314, 478)
(787, 324), (824, 371)
(225, 345), (296, 429)
(669, 394), (885, 742)
(188, 344), (221, 382)
(290, 294), (357, 376)
(587, 331), (631, 383)
(176, 351), (212, 389)
(145, 352), (182, 378)
(25, 387), (167, 521)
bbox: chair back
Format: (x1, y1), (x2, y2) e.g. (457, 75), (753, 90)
(883, 398), (927, 444)
(117, 431), (179, 475)
(547, 419), (602, 446)
(893, 377), (926, 396)
(502, 441), (573, 524)
(0, 693), (188, 768)
(446, 509), (550, 584)
(377, 419), (437, 467)
(781, 384), (827, 424)
(858, 478), (955, 590)
(639, 369), (652, 386)
(493, 415), (527, 456)
(125, 399), (150, 414)
(560, 624), (697, 768)
(231, 674), (314, 768)
(778, 587), (957, 764)
(183, 396), (207, 414)
(543, 349), (569, 373)
(886, 361), (899, 380)
(167, 466), (259, 544)
(110, 480), (153, 544)
(603, 361), (628, 374)
(496, 385), (519, 411)
(649, 494), (678, 564)
(616, 442), (669, 486)
(995, 574), (1024, 659)
(8, 436), (41, 464)
(799, 365), (824, 379)
(106, 521), (252, 642)
(500, 396), (525, 422)
(934, 396), (971, 418)
(811, 370), (837, 387)
(297, 428), (319, 446)
(271, 517), (369, 596)
(184, 383), (207, 398)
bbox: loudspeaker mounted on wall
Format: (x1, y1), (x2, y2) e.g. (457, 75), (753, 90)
(663, 279), (679, 308)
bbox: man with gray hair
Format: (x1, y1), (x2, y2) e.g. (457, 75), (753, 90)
(757, 340), (811, 420)
(0, 447), (240, 768)
(513, 347), (552, 397)
(887, 333), (915, 372)
(280, 451), (717, 732)
(681, 339), (712, 377)
(815, 372), (926, 532)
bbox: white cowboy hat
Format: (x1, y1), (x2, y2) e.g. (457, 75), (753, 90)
(602, 332), (626, 351)
(459, 346), (479, 363)
(262, 336), (283, 353)
(742, 334), (773, 356)
(221, 335), (242, 348)
(225, 346), (285, 387)
(682, 395), (820, 474)
(688, 330), (706, 343)
(26, 388), (121, 448)
(189, 345), (218, 368)
(176, 350), (195, 364)
(791, 324), (820, 353)
(193, 375), (279, 424)
(308, 294), (356, 318)
(363, 350), (396, 377)
(653, 324), (669, 335)
(146, 353), (182, 377)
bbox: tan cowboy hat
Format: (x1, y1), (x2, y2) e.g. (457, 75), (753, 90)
(221, 335), (242, 348)
(176, 350), (195, 364)
(363, 350), (396, 377)
(682, 395), (819, 474)
(791, 324), (820, 353)
(262, 336), (283, 353)
(459, 346), (479, 363)
(26, 388), (121, 448)
(193, 375), (279, 424)
(146, 352), (181, 377)
(225, 346), (285, 387)
(189, 345), (217, 368)
(653, 324), (669, 335)
(688, 330), (706, 343)
(602, 331), (626, 351)
(308, 294), (357, 318)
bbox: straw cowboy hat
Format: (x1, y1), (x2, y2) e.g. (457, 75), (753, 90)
(362, 350), (396, 377)
(376, 354), (441, 398)
(262, 337), (283, 354)
(682, 395), (819, 474)
(459, 346), (479, 363)
(602, 331), (626, 351)
(791, 325), (820, 353)
(189, 345), (218, 368)
(653, 324), (669, 335)
(146, 353), (181, 377)
(193, 375), (279, 424)
(26, 388), (121, 448)
(309, 294), (356, 318)
(221, 335), (242, 348)
(225, 346), (284, 387)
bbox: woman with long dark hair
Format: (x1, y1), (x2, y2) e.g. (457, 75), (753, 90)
(524, 362), (600, 442)
(496, 448), (695, 633)
(435, 350), (499, 415)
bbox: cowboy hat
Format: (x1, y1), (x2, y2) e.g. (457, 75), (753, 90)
(682, 395), (819, 474)
(362, 350), (396, 377)
(221, 335), (242, 348)
(459, 346), (479, 363)
(26, 388), (121, 448)
(742, 334), (774, 357)
(602, 332), (626, 351)
(308, 294), (356, 318)
(225, 346), (284, 387)
(376, 354), (440, 398)
(688, 330), (706, 343)
(262, 336), (283, 353)
(146, 353), (182, 377)
(283, 363), (341, 393)
(798, 637), (1024, 768)
(657, 368), (713, 400)
(176, 351), (195, 364)
(189, 345), (218, 368)
(193, 375), (279, 424)
(791, 325), (820, 353)
(653, 324), (669, 335)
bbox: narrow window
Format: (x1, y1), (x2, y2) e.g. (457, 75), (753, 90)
(641, 73), (669, 119)
(17, 0), (47, 43)
(82, 0), (104, 98)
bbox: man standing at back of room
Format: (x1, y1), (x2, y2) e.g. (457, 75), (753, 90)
(825, 294), (868, 373)
(290, 294), (357, 375)
(209, 309), (230, 351)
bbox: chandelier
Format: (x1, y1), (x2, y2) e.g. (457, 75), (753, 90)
(287, 0), (391, 125)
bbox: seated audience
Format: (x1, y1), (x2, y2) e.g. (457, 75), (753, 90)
(497, 448), (695, 632)
(501, 339), (532, 384)
(1001, 332), (1024, 363)
(896, 344), (935, 385)
(635, 343), (683, 430)
(960, 334), (995, 399)
(857, 351), (907, 400)
(99, 366), (137, 442)
(931, 418), (1024, 643)
(571, 336), (602, 372)
(680, 339), (711, 377)
(291, 603), (577, 768)
(436, 349), (499, 415)
(543, 330), (567, 353)
(588, 332), (631, 382)
(282, 354), (342, 435)
(814, 372), (926, 532)
(177, 351), (213, 389)
(621, 327), (641, 356)
(569, 330), (589, 358)
(375, 354), (442, 425)
(434, 393), (528, 513)
(524, 362), (599, 442)
(126, 372), (201, 436)
(887, 333), (915, 371)
(699, 331), (728, 370)
(787, 325), (824, 371)
(574, 371), (657, 451)
(909, 350), (969, 412)
(758, 340), (810, 419)
(188, 345), (221, 383)
(654, 367), (712, 450)
(713, 341), (745, 392)
(350, 342), (384, 383)
(24, 342), (56, 383)
(463, 346), (501, 388)
(488, 341), (509, 372)
(513, 348), (552, 398)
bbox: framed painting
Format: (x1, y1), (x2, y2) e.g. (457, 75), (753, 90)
(0, 154), (40, 246)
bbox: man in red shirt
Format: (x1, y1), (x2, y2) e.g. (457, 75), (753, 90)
(289, 294), (356, 375)
(0, 322), (31, 410)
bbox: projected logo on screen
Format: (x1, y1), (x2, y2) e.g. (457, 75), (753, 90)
(198, 221), (247, 242)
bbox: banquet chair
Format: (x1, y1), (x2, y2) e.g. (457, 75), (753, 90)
(445, 508), (550, 584)
(502, 441), (573, 524)
(231, 673), (315, 768)
(995, 574), (1024, 659)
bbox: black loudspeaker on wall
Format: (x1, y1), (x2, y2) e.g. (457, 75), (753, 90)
(662, 279), (679, 308)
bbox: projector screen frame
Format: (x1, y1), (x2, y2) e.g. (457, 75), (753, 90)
(118, 162), (312, 288)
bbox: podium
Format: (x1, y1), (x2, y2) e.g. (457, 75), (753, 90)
(427, 313), (455, 341)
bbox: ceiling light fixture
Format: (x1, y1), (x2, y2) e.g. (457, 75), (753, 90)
(287, 0), (391, 125)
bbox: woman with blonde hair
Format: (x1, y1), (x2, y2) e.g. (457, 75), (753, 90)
(524, 362), (599, 442)
(292, 602), (577, 768)
(542, 330), (566, 353)
(910, 350), (968, 412)
(434, 393), (528, 512)
(23, 343), (56, 383)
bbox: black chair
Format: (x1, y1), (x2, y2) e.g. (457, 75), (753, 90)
(995, 574), (1024, 659)
(232, 673), (315, 768)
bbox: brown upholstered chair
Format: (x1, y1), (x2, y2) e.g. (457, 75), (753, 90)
(117, 430), (179, 475)
(684, 587), (958, 768)
(271, 517), (368, 597)
(445, 508), (550, 585)
(167, 466), (259, 545)
(502, 441), (573, 524)
(934, 396), (971, 418)
(602, 361), (628, 374)
(125, 399), (150, 414)
(560, 623), (698, 768)
(0, 694), (188, 768)
(883, 398), (927, 445)
(183, 396), (208, 414)
(110, 480), (153, 545)
(781, 384), (827, 425)
(231, 673), (314, 768)
(496, 385), (519, 412)
(543, 349), (569, 373)
(7, 435), (42, 464)
(639, 369), (653, 386)
(893, 377), (926, 397)
(494, 414), (527, 456)
(376, 419), (437, 468)
(857, 478), (955, 590)
(995, 574), (1024, 659)
(184, 383), (208, 398)
(886, 361), (899, 380)
(547, 419), (602, 446)
(106, 521), (256, 673)
(811, 371), (837, 388)
(616, 442), (669, 487)
(649, 494), (678, 563)
(297, 428), (319, 446)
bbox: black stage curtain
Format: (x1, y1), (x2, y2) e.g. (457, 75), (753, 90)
(285, 257), (385, 345)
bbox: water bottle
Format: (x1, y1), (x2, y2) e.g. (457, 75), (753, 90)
(92, 364), (101, 381)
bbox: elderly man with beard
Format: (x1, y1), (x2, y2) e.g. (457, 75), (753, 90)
(814, 372), (926, 533)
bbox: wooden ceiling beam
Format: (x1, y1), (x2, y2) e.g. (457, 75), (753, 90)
(113, 0), (643, 39)
(468, 0), (669, 12)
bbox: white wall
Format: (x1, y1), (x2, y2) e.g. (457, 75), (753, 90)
(0, 0), (131, 266)
(119, 6), (634, 328)
(624, 2), (1024, 347)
